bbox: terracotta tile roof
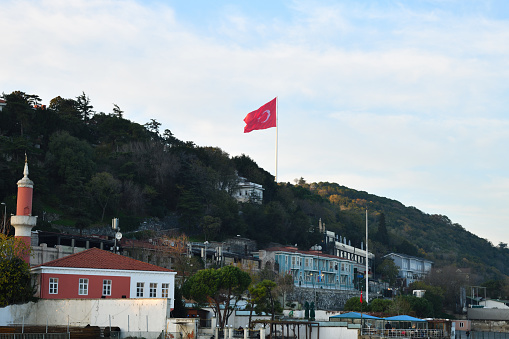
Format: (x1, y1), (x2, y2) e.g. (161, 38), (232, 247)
(35, 247), (173, 272)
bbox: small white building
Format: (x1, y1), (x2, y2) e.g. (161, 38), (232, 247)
(232, 176), (264, 204)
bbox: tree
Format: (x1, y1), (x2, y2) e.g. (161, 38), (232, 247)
(157, 234), (201, 284)
(47, 131), (96, 205)
(144, 119), (162, 138)
(87, 172), (122, 222)
(276, 273), (294, 309)
(0, 234), (34, 306)
(112, 104), (124, 118)
(76, 91), (94, 122)
(376, 212), (389, 244)
(410, 281), (444, 316)
(248, 280), (282, 329)
(399, 295), (434, 318)
(344, 296), (369, 312)
(3, 91), (40, 136)
(182, 265), (251, 328)
(425, 266), (470, 312)
(200, 215), (222, 241)
(387, 296), (411, 315)
(370, 298), (393, 312)
(170, 286), (187, 318)
(378, 258), (399, 286)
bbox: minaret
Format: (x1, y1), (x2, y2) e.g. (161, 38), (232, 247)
(10, 154), (37, 264)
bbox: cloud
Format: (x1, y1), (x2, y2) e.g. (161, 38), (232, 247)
(2, 0), (509, 244)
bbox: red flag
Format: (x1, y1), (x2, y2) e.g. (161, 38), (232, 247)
(360, 291), (363, 304)
(244, 97), (277, 133)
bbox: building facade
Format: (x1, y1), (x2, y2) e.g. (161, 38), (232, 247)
(232, 177), (264, 204)
(384, 252), (433, 287)
(257, 247), (360, 290)
(32, 247), (176, 308)
(323, 230), (375, 278)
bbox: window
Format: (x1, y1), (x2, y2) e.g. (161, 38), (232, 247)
(162, 283), (169, 298)
(137, 282), (144, 297)
(79, 278), (89, 295)
(459, 322), (464, 328)
(150, 283), (157, 297)
(49, 278), (58, 294)
(340, 275), (347, 284)
(103, 280), (112, 296)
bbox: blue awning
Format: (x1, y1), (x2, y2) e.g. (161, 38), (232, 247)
(384, 315), (426, 322)
(330, 312), (381, 320)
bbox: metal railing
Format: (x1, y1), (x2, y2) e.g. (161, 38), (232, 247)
(0, 334), (69, 339)
(460, 331), (509, 339)
(110, 330), (165, 339)
(361, 328), (445, 338)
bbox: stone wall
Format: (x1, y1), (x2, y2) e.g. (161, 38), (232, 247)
(471, 320), (509, 332)
(287, 287), (360, 311)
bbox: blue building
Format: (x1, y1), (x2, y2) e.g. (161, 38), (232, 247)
(256, 246), (368, 290)
(383, 252), (433, 287)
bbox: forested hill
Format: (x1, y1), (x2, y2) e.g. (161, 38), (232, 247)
(1, 90), (508, 282)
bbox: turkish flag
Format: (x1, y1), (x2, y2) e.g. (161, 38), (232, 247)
(360, 291), (363, 304)
(244, 98), (277, 133)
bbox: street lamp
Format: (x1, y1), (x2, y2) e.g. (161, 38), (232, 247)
(204, 241), (209, 269)
(1, 202), (6, 234)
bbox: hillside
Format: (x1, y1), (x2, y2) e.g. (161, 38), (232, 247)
(1, 90), (509, 285)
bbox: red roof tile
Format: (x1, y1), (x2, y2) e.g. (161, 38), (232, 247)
(36, 247), (173, 272)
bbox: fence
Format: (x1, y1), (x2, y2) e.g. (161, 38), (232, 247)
(110, 330), (165, 339)
(361, 328), (446, 338)
(216, 329), (261, 339)
(0, 335), (69, 339)
(459, 331), (509, 339)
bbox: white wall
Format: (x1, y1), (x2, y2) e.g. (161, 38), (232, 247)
(167, 318), (198, 338)
(129, 271), (176, 304)
(481, 300), (509, 309)
(0, 299), (170, 332)
(313, 326), (358, 339)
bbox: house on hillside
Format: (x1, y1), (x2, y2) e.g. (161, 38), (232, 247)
(320, 220), (375, 278)
(31, 247), (176, 308)
(232, 176), (264, 204)
(384, 252), (432, 287)
(256, 246), (357, 290)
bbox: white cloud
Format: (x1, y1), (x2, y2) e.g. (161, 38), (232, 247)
(2, 0), (509, 244)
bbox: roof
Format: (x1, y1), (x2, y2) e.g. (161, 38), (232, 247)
(263, 246), (353, 261)
(33, 247), (173, 272)
(330, 312), (381, 320)
(384, 315), (426, 322)
(384, 252), (433, 263)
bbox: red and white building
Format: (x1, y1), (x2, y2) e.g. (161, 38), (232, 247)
(32, 247), (177, 309)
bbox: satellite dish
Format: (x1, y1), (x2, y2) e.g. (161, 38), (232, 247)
(115, 232), (122, 240)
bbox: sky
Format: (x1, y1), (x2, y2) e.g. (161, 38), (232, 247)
(2, 0), (509, 246)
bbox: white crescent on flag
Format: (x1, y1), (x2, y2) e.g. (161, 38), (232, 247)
(259, 110), (271, 123)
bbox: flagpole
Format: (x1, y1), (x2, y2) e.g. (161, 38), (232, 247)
(366, 209), (369, 303)
(275, 96), (279, 182)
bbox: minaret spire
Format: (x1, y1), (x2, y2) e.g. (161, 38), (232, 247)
(11, 154), (37, 264)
